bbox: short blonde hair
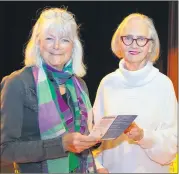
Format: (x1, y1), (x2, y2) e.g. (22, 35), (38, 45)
(111, 13), (160, 62)
(24, 8), (86, 77)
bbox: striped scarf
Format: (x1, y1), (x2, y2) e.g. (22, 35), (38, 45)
(32, 61), (95, 173)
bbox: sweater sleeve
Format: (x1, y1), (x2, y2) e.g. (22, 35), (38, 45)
(137, 79), (178, 165)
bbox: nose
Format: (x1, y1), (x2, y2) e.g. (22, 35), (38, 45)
(53, 39), (59, 50)
(131, 39), (138, 48)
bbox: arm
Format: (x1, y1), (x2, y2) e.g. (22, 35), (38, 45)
(1, 75), (68, 165)
(137, 80), (177, 165)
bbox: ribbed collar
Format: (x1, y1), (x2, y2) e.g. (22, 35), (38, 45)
(116, 59), (159, 87)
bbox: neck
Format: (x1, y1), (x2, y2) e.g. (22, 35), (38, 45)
(118, 59), (158, 87)
(51, 64), (64, 71)
(55, 65), (64, 71)
(124, 59), (148, 71)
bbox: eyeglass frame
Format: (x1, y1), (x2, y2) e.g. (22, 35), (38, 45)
(120, 35), (153, 47)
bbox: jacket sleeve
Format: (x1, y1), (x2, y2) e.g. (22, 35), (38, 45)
(1, 74), (68, 165)
(137, 79), (178, 165)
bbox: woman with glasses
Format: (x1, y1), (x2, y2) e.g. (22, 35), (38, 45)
(1, 8), (100, 173)
(93, 13), (177, 173)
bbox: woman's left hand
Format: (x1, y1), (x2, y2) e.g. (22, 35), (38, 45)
(124, 122), (144, 141)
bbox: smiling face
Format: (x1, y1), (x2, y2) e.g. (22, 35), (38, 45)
(120, 17), (153, 65)
(39, 26), (73, 70)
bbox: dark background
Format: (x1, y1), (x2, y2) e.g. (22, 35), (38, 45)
(1, 1), (169, 104)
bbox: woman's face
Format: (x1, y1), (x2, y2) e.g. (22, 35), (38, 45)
(39, 27), (73, 70)
(120, 18), (153, 64)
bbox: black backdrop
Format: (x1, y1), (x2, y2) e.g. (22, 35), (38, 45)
(1, 1), (169, 104)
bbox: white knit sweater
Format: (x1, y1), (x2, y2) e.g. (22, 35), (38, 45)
(93, 59), (177, 173)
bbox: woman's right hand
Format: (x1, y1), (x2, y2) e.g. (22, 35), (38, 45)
(62, 132), (101, 153)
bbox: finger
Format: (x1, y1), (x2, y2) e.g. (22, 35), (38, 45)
(68, 146), (84, 153)
(124, 126), (134, 133)
(125, 132), (130, 136)
(78, 134), (100, 142)
(124, 123), (137, 133)
(128, 132), (141, 140)
(124, 127), (130, 133)
(88, 135), (102, 141)
(125, 130), (138, 137)
(131, 122), (137, 126)
(131, 129), (143, 136)
(79, 140), (99, 148)
(71, 143), (96, 153)
(130, 122), (138, 129)
(72, 139), (98, 149)
(130, 132), (138, 137)
(127, 133), (135, 139)
(129, 127), (139, 132)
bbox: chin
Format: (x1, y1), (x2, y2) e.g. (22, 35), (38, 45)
(126, 56), (144, 63)
(125, 58), (136, 63)
(49, 61), (61, 66)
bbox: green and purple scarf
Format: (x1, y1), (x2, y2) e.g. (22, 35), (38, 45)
(32, 61), (95, 173)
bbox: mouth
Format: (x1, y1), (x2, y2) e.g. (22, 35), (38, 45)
(50, 53), (64, 56)
(128, 51), (140, 55)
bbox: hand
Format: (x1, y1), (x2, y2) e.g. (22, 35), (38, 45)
(62, 132), (101, 153)
(124, 122), (144, 141)
(97, 168), (109, 173)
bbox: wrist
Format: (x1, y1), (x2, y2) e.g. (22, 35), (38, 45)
(136, 129), (156, 149)
(62, 134), (68, 152)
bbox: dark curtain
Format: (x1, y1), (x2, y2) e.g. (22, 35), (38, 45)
(167, 1), (178, 100)
(167, 2), (178, 173)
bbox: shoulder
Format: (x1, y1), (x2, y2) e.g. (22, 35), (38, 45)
(1, 67), (33, 92)
(97, 71), (119, 89)
(156, 71), (174, 89)
(153, 71), (176, 100)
